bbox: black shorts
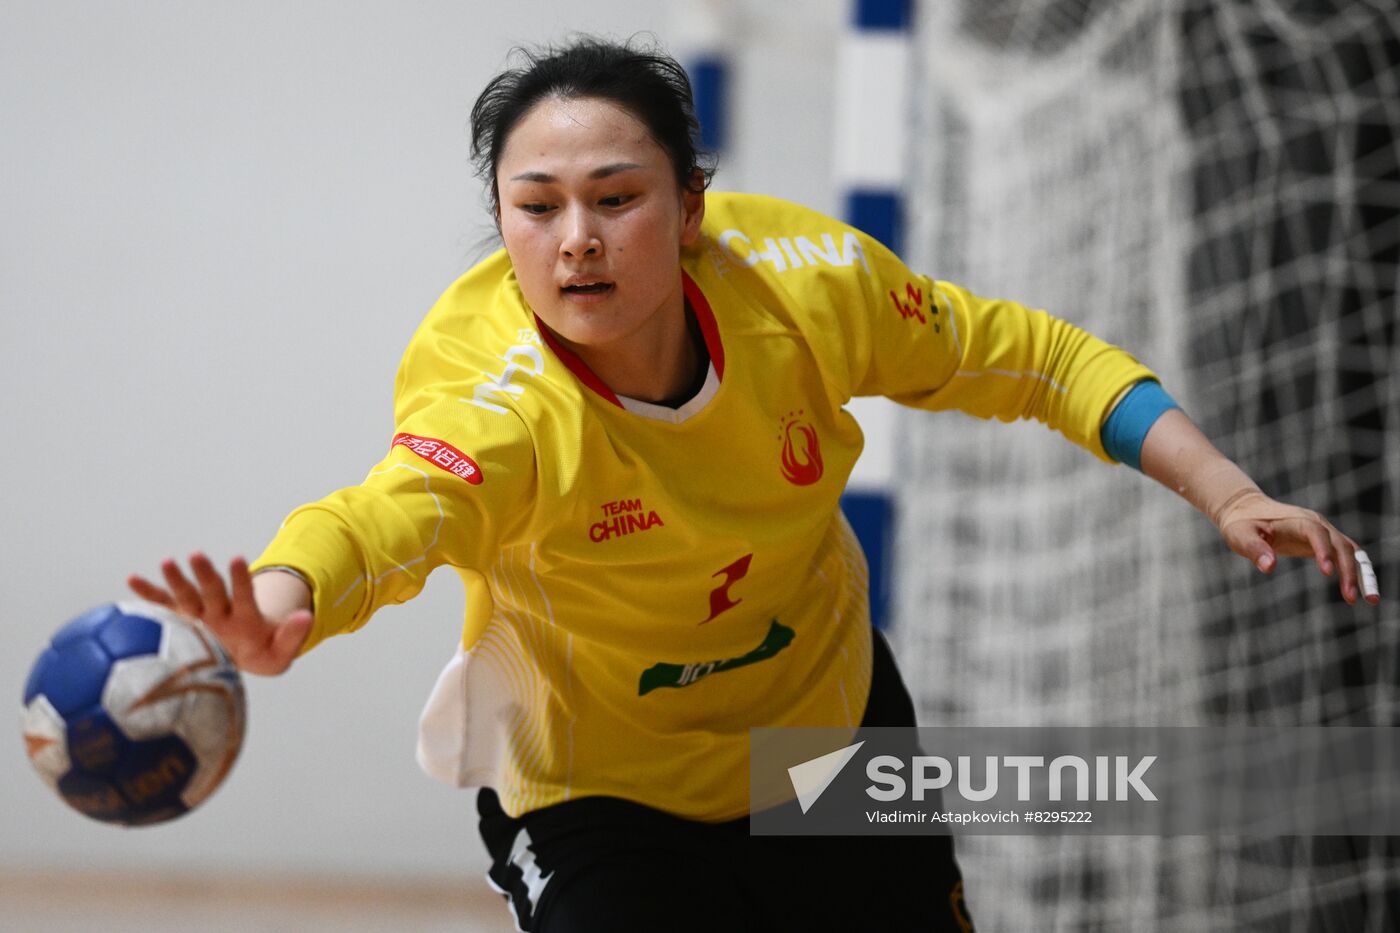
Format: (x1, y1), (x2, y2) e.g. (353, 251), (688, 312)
(478, 631), (974, 932)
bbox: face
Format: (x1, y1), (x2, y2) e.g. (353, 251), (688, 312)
(496, 96), (704, 358)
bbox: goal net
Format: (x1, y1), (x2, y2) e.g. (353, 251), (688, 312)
(893, 1), (1400, 929)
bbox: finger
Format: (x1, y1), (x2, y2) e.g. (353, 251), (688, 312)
(127, 575), (175, 608)
(1355, 549), (1380, 604)
(160, 559), (205, 618)
(270, 610), (314, 672)
(228, 556), (255, 610)
(189, 552), (231, 617)
(1267, 516), (1336, 575)
(1330, 533), (1359, 604)
(1302, 521), (1334, 578)
(1226, 520), (1276, 573)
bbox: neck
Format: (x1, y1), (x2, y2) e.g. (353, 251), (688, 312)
(561, 287), (703, 404)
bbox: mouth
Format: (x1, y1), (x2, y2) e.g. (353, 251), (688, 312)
(560, 278), (615, 302)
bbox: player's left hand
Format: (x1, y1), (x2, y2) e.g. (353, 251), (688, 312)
(1214, 490), (1379, 605)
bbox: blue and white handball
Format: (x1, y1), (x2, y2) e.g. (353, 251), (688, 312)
(21, 601), (246, 826)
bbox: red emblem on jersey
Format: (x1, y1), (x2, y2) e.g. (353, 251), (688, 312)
(778, 412), (823, 486)
(889, 282), (926, 324)
(700, 553), (753, 625)
(391, 433), (484, 484)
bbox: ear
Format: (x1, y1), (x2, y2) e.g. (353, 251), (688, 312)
(679, 173), (706, 246)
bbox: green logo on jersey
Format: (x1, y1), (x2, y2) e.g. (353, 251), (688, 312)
(638, 620), (795, 696)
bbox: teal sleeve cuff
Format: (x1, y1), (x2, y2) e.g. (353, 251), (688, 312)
(1101, 380), (1180, 471)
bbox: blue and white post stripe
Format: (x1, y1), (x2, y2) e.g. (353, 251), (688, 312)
(835, 0), (913, 631)
(690, 54), (728, 155)
(677, 0), (732, 158)
(835, 0), (913, 253)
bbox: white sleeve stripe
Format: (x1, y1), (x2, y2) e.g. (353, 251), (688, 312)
(931, 286), (1067, 394)
(330, 463), (446, 610)
(950, 367), (1069, 394)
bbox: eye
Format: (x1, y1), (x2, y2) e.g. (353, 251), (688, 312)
(598, 194), (634, 208)
(520, 203), (553, 215)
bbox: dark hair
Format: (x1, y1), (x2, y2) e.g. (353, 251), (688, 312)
(470, 37), (717, 214)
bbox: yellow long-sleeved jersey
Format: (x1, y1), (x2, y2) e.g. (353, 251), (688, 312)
(253, 193), (1156, 821)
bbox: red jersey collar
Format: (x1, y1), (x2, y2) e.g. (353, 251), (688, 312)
(534, 271), (724, 409)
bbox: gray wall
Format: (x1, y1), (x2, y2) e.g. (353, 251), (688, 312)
(1, 0), (881, 882)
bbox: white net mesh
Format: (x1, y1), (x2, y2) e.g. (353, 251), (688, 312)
(895, 0), (1400, 929)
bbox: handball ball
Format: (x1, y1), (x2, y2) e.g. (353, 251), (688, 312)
(21, 601), (246, 826)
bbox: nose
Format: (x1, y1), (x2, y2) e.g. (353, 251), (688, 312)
(559, 204), (602, 259)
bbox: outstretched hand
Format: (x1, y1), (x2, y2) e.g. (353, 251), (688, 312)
(1139, 408), (1379, 606)
(128, 553), (313, 675)
(1214, 491), (1380, 606)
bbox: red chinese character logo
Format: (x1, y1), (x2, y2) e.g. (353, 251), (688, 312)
(391, 432), (484, 485)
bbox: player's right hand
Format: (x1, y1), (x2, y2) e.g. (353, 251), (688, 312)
(127, 553), (313, 676)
